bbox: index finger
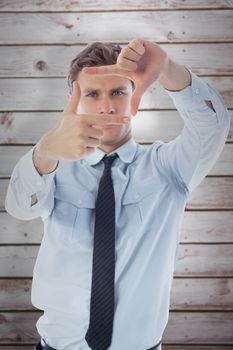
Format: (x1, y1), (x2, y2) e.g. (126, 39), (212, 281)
(82, 64), (131, 76)
(79, 114), (130, 125)
(63, 81), (81, 115)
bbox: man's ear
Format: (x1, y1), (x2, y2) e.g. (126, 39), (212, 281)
(67, 92), (72, 100)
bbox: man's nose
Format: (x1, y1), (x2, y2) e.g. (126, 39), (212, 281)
(99, 97), (116, 114)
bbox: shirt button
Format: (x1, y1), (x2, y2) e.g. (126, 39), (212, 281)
(134, 193), (140, 199)
(195, 88), (199, 94)
(36, 180), (42, 186)
(78, 199), (82, 205)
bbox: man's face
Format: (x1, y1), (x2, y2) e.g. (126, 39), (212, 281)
(75, 71), (133, 150)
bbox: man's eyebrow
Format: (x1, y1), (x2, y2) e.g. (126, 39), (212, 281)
(83, 86), (128, 93)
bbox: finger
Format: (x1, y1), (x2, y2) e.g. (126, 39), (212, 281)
(129, 38), (145, 56)
(86, 125), (104, 138)
(63, 81), (81, 115)
(79, 114), (130, 126)
(117, 56), (138, 71)
(84, 136), (101, 148)
(82, 64), (130, 76)
(121, 46), (141, 62)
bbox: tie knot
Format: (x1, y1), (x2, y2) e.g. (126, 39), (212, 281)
(102, 153), (118, 169)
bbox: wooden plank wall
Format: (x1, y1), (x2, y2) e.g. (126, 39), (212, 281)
(0, 0), (233, 348)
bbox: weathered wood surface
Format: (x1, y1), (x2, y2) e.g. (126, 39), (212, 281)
(0, 244), (233, 278)
(185, 177), (233, 210)
(0, 311), (232, 344)
(0, 110), (232, 145)
(1, 210), (233, 244)
(0, 11), (233, 44)
(0, 76), (232, 111)
(0, 0), (232, 11)
(1, 44), (233, 77)
(0, 2), (232, 348)
(1, 143), (232, 177)
(0, 277), (232, 311)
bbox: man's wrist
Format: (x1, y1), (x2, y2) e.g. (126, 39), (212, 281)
(158, 58), (191, 92)
(33, 137), (59, 176)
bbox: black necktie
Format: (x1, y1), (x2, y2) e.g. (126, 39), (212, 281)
(85, 153), (118, 350)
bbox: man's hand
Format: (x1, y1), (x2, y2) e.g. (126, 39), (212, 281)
(34, 81), (130, 170)
(83, 38), (170, 116)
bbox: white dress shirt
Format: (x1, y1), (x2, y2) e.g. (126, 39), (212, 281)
(5, 68), (230, 350)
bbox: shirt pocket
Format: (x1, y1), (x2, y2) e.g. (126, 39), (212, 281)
(52, 184), (95, 249)
(122, 176), (158, 236)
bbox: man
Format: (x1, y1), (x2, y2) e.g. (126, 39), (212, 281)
(5, 38), (230, 350)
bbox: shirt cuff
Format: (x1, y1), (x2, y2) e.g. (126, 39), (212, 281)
(164, 67), (214, 111)
(17, 146), (58, 197)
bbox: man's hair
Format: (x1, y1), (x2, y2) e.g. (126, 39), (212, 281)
(67, 41), (135, 93)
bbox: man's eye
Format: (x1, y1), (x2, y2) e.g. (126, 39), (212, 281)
(113, 90), (124, 96)
(87, 92), (97, 97)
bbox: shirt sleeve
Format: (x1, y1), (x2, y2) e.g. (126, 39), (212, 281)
(5, 145), (58, 220)
(155, 67), (231, 195)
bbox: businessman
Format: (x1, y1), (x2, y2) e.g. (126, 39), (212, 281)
(5, 38), (230, 350)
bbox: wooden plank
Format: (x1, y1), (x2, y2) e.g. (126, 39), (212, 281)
(169, 278), (233, 311)
(1, 143), (232, 177)
(0, 311), (232, 344)
(1, 109), (232, 144)
(1, 44), (233, 77)
(1, 210), (233, 245)
(174, 244), (233, 277)
(0, 109), (228, 142)
(186, 177), (233, 210)
(0, 212), (43, 244)
(0, 11), (233, 44)
(0, 0), (232, 11)
(181, 211), (233, 243)
(2, 176), (233, 211)
(0, 311), (41, 344)
(0, 279), (34, 311)
(1, 277), (232, 311)
(0, 76), (232, 111)
(0, 244), (233, 277)
(0, 246), (37, 277)
(163, 312), (233, 344)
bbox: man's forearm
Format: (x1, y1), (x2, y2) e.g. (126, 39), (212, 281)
(158, 58), (191, 92)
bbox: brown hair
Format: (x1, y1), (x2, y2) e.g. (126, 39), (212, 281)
(67, 41), (135, 93)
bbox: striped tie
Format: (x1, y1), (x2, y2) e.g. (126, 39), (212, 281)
(85, 153), (118, 350)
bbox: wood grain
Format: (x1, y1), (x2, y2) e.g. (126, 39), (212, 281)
(0, 76), (232, 111)
(0, 11), (233, 44)
(0, 44), (233, 77)
(0, 0), (232, 11)
(0, 110), (232, 144)
(0, 2), (232, 348)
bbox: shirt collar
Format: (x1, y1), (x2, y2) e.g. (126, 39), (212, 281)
(83, 137), (138, 166)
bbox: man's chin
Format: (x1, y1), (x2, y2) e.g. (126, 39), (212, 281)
(100, 139), (118, 146)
